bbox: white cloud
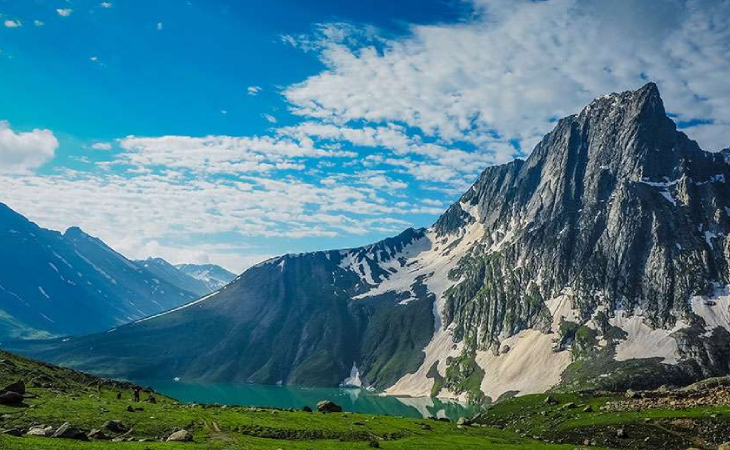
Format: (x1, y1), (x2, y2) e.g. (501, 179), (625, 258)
(100, 2), (113, 8)
(56, 9), (73, 17)
(0, 121), (59, 172)
(4, 20), (22, 28)
(10, 0), (730, 271)
(90, 142), (112, 151)
(34, 20), (44, 27)
(116, 134), (355, 174)
(262, 114), (277, 124)
(115, 239), (267, 274)
(284, 0), (730, 153)
(157, 22), (163, 30)
(0, 160), (437, 271)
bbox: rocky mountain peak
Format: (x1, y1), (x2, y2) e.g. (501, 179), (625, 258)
(14, 83), (730, 402)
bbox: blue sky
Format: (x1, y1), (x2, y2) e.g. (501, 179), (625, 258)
(1, 0), (729, 271)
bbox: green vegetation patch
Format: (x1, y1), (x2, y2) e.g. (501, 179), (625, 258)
(443, 348), (485, 403)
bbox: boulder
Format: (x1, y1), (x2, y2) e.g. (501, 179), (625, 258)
(456, 417), (471, 426)
(52, 422), (88, 440)
(0, 391), (23, 405)
(166, 429), (193, 442)
(2, 380), (25, 395)
(2, 428), (24, 437)
(316, 400), (342, 413)
(103, 420), (129, 434)
(88, 429), (109, 440)
(26, 425), (54, 437)
(302, 406), (313, 412)
(625, 389), (641, 399)
(544, 395), (559, 405)
(561, 402), (576, 409)
(582, 405), (593, 413)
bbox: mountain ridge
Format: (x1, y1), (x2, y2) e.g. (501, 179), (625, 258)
(174, 263), (236, 292)
(8, 83), (730, 403)
(0, 204), (199, 339)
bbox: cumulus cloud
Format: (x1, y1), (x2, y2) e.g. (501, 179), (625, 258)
(116, 134), (355, 174)
(56, 9), (72, 17)
(34, 20), (44, 27)
(284, 0), (730, 154)
(90, 142), (112, 151)
(100, 2), (113, 8)
(0, 160), (435, 272)
(4, 20), (22, 28)
(0, 121), (59, 172)
(7, 0), (730, 269)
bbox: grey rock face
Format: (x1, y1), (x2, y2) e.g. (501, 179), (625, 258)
(443, 83), (730, 349)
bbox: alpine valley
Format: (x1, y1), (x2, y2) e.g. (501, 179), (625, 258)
(9, 83), (730, 405)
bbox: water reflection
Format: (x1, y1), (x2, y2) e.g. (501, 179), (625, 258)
(137, 380), (478, 421)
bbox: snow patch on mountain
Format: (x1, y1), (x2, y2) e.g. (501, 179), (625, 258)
(340, 362), (362, 388)
(476, 329), (571, 400)
(136, 291), (219, 323)
(691, 285), (730, 335)
(610, 311), (687, 364)
(384, 220), (486, 398)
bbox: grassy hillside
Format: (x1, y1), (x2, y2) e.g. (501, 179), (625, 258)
(475, 386), (730, 450)
(0, 349), (608, 450)
(4, 347), (730, 449)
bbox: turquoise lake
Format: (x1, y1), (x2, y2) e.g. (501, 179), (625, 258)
(137, 380), (479, 421)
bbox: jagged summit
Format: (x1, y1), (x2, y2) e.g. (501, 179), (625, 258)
(11, 84), (730, 403)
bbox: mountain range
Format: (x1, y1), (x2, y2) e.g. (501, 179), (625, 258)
(0, 204), (234, 340)
(8, 83), (730, 403)
(175, 263), (237, 292)
(135, 259), (235, 297)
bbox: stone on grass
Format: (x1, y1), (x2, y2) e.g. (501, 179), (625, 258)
(0, 391), (23, 406)
(103, 420), (129, 434)
(316, 400), (342, 413)
(88, 429), (109, 440)
(26, 425), (53, 437)
(167, 429), (193, 442)
(52, 422), (88, 440)
(2, 380), (25, 395)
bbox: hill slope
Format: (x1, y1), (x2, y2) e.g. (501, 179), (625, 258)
(0, 205), (199, 339)
(9, 83), (730, 401)
(0, 348), (588, 450)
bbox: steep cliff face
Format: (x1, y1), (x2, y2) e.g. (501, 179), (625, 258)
(443, 83), (729, 344)
(10, 83), (730, 402)
(425, 83), (730, 398)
